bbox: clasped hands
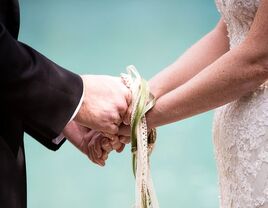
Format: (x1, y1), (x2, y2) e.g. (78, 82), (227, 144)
(63, 75), (132, 166)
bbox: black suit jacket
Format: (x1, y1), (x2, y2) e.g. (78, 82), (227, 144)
(0, 0), (83, 207)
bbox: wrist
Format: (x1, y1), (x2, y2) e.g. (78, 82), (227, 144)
(73, 100), (87, 126)
(73, 76), (88, 125)
(146, 98), (167, 129)
(146, 107), (157, 129)
(149, 82), (161, 100)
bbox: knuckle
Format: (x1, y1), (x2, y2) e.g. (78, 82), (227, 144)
(88, 142), (93, 148)
(111, 113), (121, 122)
(109, 125), (119, 134)
(103, 123), (118, 134)
(126, 89), (131, 99)
(105, 111), (116, 121)
(117, 102), (127, 112)
(87, 155), (93, 162)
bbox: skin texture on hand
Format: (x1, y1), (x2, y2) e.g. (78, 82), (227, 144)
(84, 133), (128, 166)
(63, 121), (108, 166)
(67, 1), (268, 167)
(65, 75), (133, 166)
(63, 121), (129, 166)
(62, 121), (91, 153)
(74, 75), (131, 135)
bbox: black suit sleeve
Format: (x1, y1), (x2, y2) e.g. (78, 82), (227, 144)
(0, 23), (83, 150)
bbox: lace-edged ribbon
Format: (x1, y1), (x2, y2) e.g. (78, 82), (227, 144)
(121, 65), (159, 208)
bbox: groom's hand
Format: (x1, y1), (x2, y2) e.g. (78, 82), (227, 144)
(74, 75), (131, 134)
(86, 133), (128, 166)
(63, 121), (111, 166)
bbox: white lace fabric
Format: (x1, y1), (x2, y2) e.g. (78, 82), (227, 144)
(215, 0), (260, 48)
(213, 1), (268, 207)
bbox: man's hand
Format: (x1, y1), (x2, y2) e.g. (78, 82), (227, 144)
(85, 133), (129, 166)
(62, 121), (90, 152)
(63, 121), (108, 166)
(74, 75), (131, 134)
(63, 121), (128, 166)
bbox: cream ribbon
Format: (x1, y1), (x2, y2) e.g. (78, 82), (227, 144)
(121, 65), (159, 208)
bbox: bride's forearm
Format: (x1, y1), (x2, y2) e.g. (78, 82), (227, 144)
(149, 19), (229, 99)
(146, 42), (268, 129)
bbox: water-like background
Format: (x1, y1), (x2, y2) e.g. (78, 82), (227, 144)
(20, 0), (220, 207)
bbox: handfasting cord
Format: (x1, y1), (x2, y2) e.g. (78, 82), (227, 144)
(121, 65), (159, 208)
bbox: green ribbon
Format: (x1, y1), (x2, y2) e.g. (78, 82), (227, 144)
(128, 69), (156, 208)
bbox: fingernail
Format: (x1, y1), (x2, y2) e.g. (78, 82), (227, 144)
(123, 120), (129, 125)
(97, 162), (104, 167)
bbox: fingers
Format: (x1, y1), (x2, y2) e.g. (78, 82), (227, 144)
(83, 130), (97, 143)
(118, 124), (131, 136)
(101, 138), (113, 153)
(101, 151), (108, 161)
(105, 123), (119, 135)
(87, 133), (105, 166)
(117, 99), (128, 123)
(123, 104), (132, 125)
(86, 133), (124, 167)
(88, 132), (111, 166)
(68, 127), (99, 158)
(125, 89), (132, 107)
(110, 135), (122, 151)
(116, 143), (125, 153)
(110, 112), (122, 126)
(118, 76), (132, 105)
(117, 80), (132, 124)
(75, 75), (130, 136)
(86, 133), (128, 167)
(102, 135), (128, 153)
(116, 136), (129, 153)
(119, 136), (130, 144)
(63, 121), (91, 142)
(93, 136), (102, 158)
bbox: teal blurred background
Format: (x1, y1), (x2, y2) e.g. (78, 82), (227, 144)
(19, 0), (220, 207)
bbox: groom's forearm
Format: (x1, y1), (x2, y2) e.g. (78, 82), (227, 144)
(149, 18), (229, 99)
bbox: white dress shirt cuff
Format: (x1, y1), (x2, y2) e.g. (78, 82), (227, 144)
(52, 82), (85, 145)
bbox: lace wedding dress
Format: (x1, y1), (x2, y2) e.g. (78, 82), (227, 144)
(213, 0), (268, 207)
